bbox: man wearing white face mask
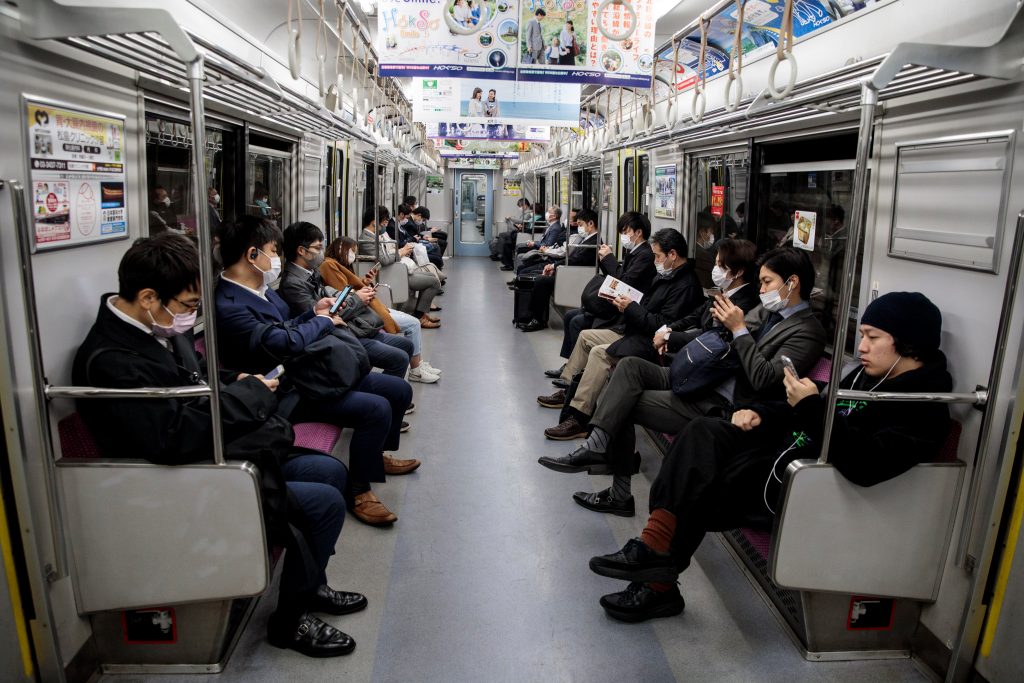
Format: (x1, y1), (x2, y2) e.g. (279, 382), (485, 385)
(148, 185), (178, 235)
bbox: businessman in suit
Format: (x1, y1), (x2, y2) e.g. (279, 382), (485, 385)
(524, 8), (546, 64)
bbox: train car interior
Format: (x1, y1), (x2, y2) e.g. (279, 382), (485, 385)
(0, 0), (1023, 681)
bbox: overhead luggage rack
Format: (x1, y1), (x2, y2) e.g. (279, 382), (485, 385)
(57, 29), (372, 144)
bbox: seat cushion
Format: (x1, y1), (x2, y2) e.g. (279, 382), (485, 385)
(293, 422), (343, 455)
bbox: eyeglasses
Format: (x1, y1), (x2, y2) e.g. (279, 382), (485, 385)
(302, 243), (323, 253)
(171, 297), (202, 312)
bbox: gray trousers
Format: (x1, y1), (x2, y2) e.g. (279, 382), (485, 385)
(401, 272), (441, 316)
(588, 356), (732, 476)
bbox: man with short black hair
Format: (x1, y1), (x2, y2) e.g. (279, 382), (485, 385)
(525, 8), (547, 63)
(279, 221), (414, 378)
(73, 232), (364, 658)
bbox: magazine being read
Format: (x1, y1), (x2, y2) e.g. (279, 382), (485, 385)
(597, 275), (644, 304)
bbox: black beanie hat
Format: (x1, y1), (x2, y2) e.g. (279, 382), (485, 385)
(861, 292), (942, 351)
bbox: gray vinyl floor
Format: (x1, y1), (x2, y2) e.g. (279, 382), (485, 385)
(101, 257), (929, 683)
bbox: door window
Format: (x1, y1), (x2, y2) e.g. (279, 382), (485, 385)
(689, 150), (750, 288)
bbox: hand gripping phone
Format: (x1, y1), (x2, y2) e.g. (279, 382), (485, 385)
(780, 355), (799, 378)
(329, 285), (353, 315)
(264, 364), (285, 380)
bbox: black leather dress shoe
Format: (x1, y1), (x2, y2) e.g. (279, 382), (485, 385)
(599, 581), (685, 623)
(544, 364), (566, 378)
(311, 585), (368, 616)
(538, 445), (611, 474)
(499, 265), (514, 271)
(520, 319), (546, 332)
(572, 487), (635, 517)
(551, 377), (570, 389)
(590, 538), (678, 582)
(268, 613), (356, 657)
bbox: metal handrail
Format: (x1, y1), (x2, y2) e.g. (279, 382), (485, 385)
(46, 386), (213, 400)
(6, 179), (70, 581)
(834, 389), (989, 406)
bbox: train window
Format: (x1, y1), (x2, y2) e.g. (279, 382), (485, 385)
(639, 154), (650, 215)
(623, 156), (635, 214)
(144, 116), (238, 238)
(537, 174), (547, 209)
(754, 132), (860, 347)
(689, 150), (751, 288)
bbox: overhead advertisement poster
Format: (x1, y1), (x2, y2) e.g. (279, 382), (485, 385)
(427, 123), (551, 142)
(25, 97), (128, 252)
(413, 77), (581, 127)
(434, 138), (525, 158)
(376, 0), (521, 78)
(653, 0), (836, 98)
(518, 0), (657, 87)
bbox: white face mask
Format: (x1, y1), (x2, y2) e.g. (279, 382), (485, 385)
(251, 249), (282, 287)
(711, 265), (733, 290)
(620, 233), (633, 249)
(655, 255), (674, 276)
(760, 279), (794, 312)
(348, 249), (357, 266)
(212, 194), (220, 205)
(161, 197), (171, 206)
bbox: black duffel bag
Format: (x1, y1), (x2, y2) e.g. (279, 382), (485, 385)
(250, 322), (370, 401)
(580, 273), (618, 321)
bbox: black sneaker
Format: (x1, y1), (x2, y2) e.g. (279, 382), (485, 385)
(544, 364), (566, 378)
(599, 582), (685, 623)
(572, 488), (635, 517)
(589, 537), (678, 582)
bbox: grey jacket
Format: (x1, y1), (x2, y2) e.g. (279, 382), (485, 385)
(731, 305), (827, 405)
(525, 18), (544, 52)
(357, 229), (399, 266)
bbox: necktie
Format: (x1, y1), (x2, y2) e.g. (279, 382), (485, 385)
(757, 312), (784, 341)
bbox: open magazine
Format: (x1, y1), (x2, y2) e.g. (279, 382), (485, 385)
(597, 275), (644, 303)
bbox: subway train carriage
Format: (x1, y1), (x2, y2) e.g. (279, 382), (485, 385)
(1, 0), (1023, 681)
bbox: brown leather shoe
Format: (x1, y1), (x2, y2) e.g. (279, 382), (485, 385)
(537, 389), (566, 409)
(424, 314), (441, 323)
(544, 416), (588, 440)
(383, 454), (421, 475)
(419, 315), (441, 329)
(351, 491), (397, 526)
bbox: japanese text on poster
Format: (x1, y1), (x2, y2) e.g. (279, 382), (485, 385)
(26, 97), (128, 251)
(503, 178), (522, 196)
(413, 78), (581, 127)
(654, 165), (676, 219)
(710, 185), (725, 218)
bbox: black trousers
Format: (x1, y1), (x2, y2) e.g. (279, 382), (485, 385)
(559, 308), (593, 358)
(650, 416), (779, 572)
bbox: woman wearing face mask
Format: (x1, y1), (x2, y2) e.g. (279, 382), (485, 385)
(588, 291), (953, 623)
(322, 236), (443, 382)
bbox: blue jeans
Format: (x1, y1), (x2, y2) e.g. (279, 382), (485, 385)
(360, 333), (412, 376)
(389, 309), (422, 356)
(293, 373), (413, 483)
(278, 455), (347, 603)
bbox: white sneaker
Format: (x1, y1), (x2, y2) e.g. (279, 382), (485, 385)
(421, 361), (442, 375)
(408, 367), (440, 384)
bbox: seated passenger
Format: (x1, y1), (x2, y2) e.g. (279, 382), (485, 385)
(215, 216), (419, 527)
(72, 233), (363, 657)
(517, 208), (600, 332)
(322, 235), (443, 383)
(539, 247), (827, 516)
(148, 185), (178, 234)
(359, 206), (444, 328)
(410, 206), (447, 259)
(513, 208), (577, 275)
(539, 228), (704, 440)
(491, 197), (532, 261)
(547, 211), (656, 381)
(278, 221), (413, 379)
(503, 206), (565, 271)
(589, 291), (952, 622)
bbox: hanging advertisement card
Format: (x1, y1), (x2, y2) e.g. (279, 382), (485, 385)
(377, 0), (520, 78)
(426, 175), (445, 195)
(602, 172), (612, 210)
(710, 185), (725, 219)
(413, 77), (581, 126)
(427, 123), (551, 141)
(447, 158), (502, 169)
(793, 210), (817, 251)
(654, 165), (676, 219)
(435, 139), (526, 157)
(518, 0), (657, 87)
(503, 178), (522, 196)
(653, 0), (836, 96)
(25, 97), (128, 252)
(560, 175), (569, 205)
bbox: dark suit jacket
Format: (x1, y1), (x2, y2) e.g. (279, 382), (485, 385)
(731, 305), (827, 405)
(599, 241), (656, 292)
(72, 295), (279, 464)
(666, 283), (760, 352)
(537, 222), (566, 248)
(215, 277), (335, 375)
(565, 232), (599, 266)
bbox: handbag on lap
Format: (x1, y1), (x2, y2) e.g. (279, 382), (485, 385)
(668, 329), (740, 397)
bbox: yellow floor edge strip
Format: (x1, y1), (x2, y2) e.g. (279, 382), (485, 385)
(979, 465), (1024, 658)
(0, 484), (34, 677)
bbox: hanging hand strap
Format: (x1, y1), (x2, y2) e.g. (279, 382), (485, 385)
(725, 0), (745, 112)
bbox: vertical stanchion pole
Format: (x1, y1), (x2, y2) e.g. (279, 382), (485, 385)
(188, 56), (226, 466)
(817, 82), (877, 464)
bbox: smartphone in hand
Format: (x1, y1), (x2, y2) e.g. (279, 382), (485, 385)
(780, 355), (799, 378)
(329, 285), (354, 314)
(264, 364), (286, 380)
